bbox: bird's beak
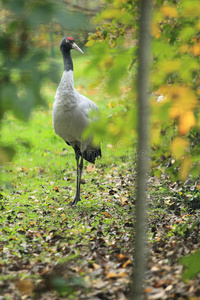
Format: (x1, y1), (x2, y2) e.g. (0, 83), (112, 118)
(72, 43), (84, 54)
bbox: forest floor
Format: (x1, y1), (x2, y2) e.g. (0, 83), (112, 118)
(0, 56), (200, 300)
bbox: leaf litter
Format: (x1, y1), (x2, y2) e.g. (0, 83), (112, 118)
(0, 158), (200, 299)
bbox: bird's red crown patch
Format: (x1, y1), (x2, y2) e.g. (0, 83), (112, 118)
(67, 37), (74, 42)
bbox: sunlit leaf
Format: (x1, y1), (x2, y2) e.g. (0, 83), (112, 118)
(171, 137), (189, 159)
(181, 0), (200, 18)
(161, 6), (178, 18)
(178, 111), (196, 135)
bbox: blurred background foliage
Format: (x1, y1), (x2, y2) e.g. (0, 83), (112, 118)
(0, 0), (199, 181)
(84, 0), (200, 182)
(0, 0), (98, 162)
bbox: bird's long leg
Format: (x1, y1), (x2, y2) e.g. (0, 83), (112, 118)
(71, 152), (83, 206)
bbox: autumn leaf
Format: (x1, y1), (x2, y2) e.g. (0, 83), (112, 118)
(101, 212), (111, 218)
(122, 260), (132, 268)
(117, 254), (129, 261)
(180, 157), (191, 181)
(86, 165), (96, 172)
(161, 6), (178, 18)
(159, 86), (197, 119)
(152, 11), (162, 38)
(152, 22), (161, 38)
(106, 272), (118, 279)
(119, 272), (127, 278)
(92, 263), (101, 270)
(192, 44), (200, 56)
(171, 137), (189, 159)
(54, 186), (59, 192)
(162, 59), (181, 74)
(178, 111), (196, 135)
(15, 279), (35, 295)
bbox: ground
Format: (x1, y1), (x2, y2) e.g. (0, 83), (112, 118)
(0, 56), (199, 299)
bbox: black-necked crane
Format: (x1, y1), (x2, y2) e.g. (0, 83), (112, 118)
(53, 37), (101, 206)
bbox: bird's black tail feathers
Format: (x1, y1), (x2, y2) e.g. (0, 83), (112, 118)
(66, 142), (101, 164)
(82, 147), (101, 164)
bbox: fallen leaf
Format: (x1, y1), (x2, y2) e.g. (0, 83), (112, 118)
(117, 254), (129, 261)
(54, 186), (59, 192)
(106, 272), (118, 279)
(101, 212), (111, 218)
(15, 279), (35, 295)
(122, 260), (132, 268)
(92, 263), (101, 270)
(119, 272), (127, 278)
(87, 165), (96, 172)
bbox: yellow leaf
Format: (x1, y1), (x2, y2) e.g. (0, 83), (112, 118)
(160, 86), (198, 119)
(162, 59), (181, 74)
(117, 253), (128, 261)
(180, 44), (190, 54)
(119, 272), (127, 278)
(170, 106), (180, 119)
(106, 272), (118, 279)
(192, 44), (200, 56)
(101, 212), (111, 218)
(54, 186), (59, 192)
(161, 6), (178, 18)
(108, 101), (117, 108)
(171, 137), (189, 159)
(152, 11), (162, 38)
(85, 39), (95, 47)
(152, 22), (161, 38)
(180, 157), (191, 181)
(122, 260), (132, 268)
(102, 9), (122, 19)
(178, 111), (196, 135)
(151, 124), (161, 144)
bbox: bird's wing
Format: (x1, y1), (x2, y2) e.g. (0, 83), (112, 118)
(77, 93), (100, 123)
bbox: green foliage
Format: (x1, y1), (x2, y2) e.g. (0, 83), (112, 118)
(86, 0), (200, 181)
(0, 0), (57, 122)
(180, 250), (200, 281)
(55, 9), (90, 31)
(0, 0), (91, 163)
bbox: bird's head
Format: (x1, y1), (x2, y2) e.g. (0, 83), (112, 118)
(60, 37), (84, 54)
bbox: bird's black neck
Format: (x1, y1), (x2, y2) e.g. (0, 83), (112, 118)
(62, 50), (73, 72)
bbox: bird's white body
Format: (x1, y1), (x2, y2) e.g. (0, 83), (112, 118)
(53, 70), (99, 152)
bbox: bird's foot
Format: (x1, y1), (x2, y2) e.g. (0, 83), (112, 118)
(70, 197), (81, 206)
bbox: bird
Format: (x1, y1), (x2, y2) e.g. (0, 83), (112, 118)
(52, 36), (101, 206)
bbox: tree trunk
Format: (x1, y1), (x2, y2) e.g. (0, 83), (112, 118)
(131, 0), (152, 299)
